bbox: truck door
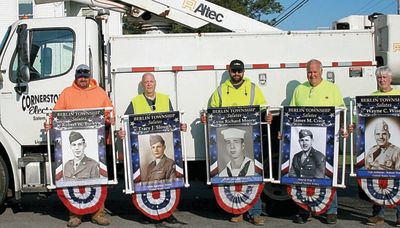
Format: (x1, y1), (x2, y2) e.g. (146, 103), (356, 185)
(0, 17), (93, 146)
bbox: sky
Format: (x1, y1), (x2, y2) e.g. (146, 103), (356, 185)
(264, 0), (399, 30)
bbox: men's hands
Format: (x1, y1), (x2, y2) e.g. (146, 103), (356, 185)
(340, 127), (349, 138)
(118, 129), (126, 139)
(106, 116), (115, 125)
(347, 123), (355, 134)
(265, 112), (273, 124)
(200, 113), (207, 124)
(180, 123), (187, 132)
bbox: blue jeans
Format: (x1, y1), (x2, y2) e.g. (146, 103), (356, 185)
(248, 198), (262, 218)
(298, 191), (337, 216)
(326, 192), (337, 214)
(373, 204), (400, 219)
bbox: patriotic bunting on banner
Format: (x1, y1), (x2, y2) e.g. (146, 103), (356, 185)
(213, 183), (264, 215)
(57, 185), (107, 215)
(287, 185), (336, 215)
(358, 178), (400, 207)
(132, 189), (180, 220)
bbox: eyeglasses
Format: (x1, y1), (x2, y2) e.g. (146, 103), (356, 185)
(76, 69), (90, 74)
(231, 69), (243, 73)
(151, 105), (156, 111)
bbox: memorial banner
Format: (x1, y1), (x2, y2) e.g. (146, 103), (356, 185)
(53, 109), (108, 188)
(128, 111), (184, 193)
(280, 106), (339, 187)
(207, 106), (263, 185)
(356, 96), (400, 178)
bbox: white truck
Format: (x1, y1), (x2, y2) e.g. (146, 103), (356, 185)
(0, 0), (399, 211)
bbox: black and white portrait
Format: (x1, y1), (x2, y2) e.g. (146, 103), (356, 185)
(217, 126), (255, 177)
(365, 118), (400, 170)
(288, 127), (326, 178)
(138, 132), (176, 183)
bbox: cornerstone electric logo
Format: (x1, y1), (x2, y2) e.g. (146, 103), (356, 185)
(21, 94), (59, 115)
(182, 0), (224, 23)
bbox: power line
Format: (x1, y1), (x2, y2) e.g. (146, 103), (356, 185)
(272, 0), (309, 26)
(273, 0), (302, 21)
(379, 1), (396, 12)
(353, 0), (376, 14)
(361, 0), (387, 14)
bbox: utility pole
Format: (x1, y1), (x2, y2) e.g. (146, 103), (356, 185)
(398, 0), (400, 14)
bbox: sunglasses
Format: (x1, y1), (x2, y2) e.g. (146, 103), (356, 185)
(231, 69), (243, 73)
(76, 69), (90, 74)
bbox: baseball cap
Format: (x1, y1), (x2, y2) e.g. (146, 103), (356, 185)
(75, 64), (91, 78)
(229, 59), (244, 71)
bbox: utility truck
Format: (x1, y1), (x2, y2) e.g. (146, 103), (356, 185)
(0, 0), (399, 210)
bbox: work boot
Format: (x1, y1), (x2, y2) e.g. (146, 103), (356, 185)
(91, 206), (110, 226)
(67, 214), (82, 227)
(230, 214), (243, 223)
(396, 218), (400, 227)
(164, 215), (179, 224)
(293, 214), (309, 224)
(249, 216), (265, 226)
(366, 216), (384, 226)
(326, 214), (337, 224)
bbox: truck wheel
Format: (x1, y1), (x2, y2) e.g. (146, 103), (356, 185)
(0, 156), (9, 206)
(262, 183), (298, 216)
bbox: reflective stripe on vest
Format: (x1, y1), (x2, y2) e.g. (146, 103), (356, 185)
(217, 82), (256, 107)
(132, 93), (170, 114)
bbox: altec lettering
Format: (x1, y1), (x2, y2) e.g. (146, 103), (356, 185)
(194, 3), (223, 22)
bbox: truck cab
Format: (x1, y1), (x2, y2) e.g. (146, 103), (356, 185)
(0, 16), (102, 198)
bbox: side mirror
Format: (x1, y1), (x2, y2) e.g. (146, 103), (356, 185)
(16, 24), (30, 83)
(19, 64), (30, 82)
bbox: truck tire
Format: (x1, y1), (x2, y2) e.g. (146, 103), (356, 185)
(262, 183), (298, 216)
(0, 156), (9, 206)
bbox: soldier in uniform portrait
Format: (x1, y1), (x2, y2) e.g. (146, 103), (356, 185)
(64, 131), (100, 180)
(288, 129), (326, 178)
(219, 128), (255, 177)
(365, 120), (400, 170)
(142, 135), (176, 182)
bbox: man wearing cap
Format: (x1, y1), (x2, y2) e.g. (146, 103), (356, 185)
(219, 128), (254, 177)
(206, 59), (270, 226)
(210, 59), (267, 108)
(45, 64), (113, 227)
(289, 59), (345, 224)
(364, 66), (400, 226)
(64, 131), (100, 180)
(289, 129), (325, 178)
(143, 134), (176, 182)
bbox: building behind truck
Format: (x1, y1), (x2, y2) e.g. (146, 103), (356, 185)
(0, 0), (399, 213)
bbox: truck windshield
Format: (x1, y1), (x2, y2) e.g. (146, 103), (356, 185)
(0, 26), (11, 57)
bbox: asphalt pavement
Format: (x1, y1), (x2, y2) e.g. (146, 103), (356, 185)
(0, 170), (397, 228)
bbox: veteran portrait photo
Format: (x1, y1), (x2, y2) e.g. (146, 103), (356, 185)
(219, 128), (255, 177)
(63, 131), (100, 181)
(365, 120), (400, 170)
(142, 134), (176, 182)
(288, 129), (326, 178)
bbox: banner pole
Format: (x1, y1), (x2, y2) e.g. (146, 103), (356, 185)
(180, 111), (190, 188)
(45, 112), (56, 189)
(202, 109), (211, 185)
(349, 99), (356, 177)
